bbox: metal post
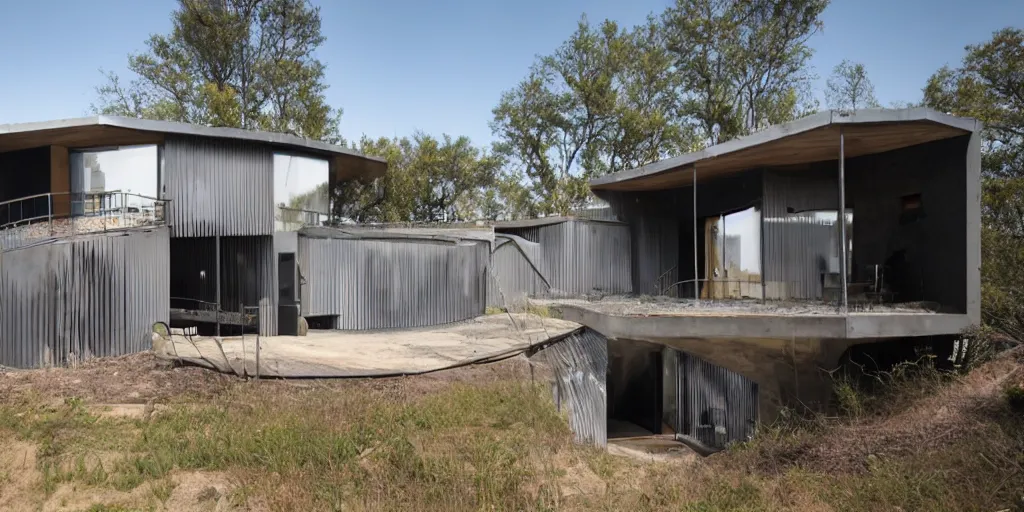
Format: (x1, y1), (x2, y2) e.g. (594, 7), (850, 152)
(215, 235), (221, 337)
(693, 165), (699, 301)
(839, 128), (848, 312)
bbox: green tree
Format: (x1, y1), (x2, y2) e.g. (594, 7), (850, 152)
(662, 0), (827, 144)
(407, 134), (504, 222)
(923, 28), (1024, 333)
(331, 135), (508, 223)
(825, 60), (880, 111)
(95, 0), (341, 141)
(492, 17), (694, 215)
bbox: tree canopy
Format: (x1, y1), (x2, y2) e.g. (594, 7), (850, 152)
(491, 0), (828, 215)
(95, 0), (341, 142)
(923, 27), (1024, 334)
(825, 60), (880, 111)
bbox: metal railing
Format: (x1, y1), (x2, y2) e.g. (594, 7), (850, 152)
(0, 191), (168, 249)
(276, 206), (329, 229)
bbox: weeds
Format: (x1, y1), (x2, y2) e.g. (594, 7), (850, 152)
(1, 351), (1021, 511)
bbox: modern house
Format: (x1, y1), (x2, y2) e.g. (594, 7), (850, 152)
(0, 116), (385, 366)
(542, 107), (982, 449)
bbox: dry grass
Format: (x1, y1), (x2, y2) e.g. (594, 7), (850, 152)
(0, 351), (1022, 511)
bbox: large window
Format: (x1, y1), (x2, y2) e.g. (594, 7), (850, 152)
(70, 145), (159, 212)
(273, 154), (329, 229)
(704, 206), (762, 299)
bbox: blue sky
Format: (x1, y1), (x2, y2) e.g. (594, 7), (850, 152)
(0, 0), (1019, 147)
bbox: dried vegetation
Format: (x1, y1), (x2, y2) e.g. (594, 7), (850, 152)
(0, 346), (1021, 511)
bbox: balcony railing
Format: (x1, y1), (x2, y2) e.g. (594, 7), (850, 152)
(0, 191), (168, 250)
(276, 206), (329, 231)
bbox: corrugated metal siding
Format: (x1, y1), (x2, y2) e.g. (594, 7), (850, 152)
(221, 236), (277, 336)
(169, 235), (277, 336)
(0, 227), (170, 368)
(489, 220), (632, 305)
(534, 328), (608, 447)
(163, 135), (274, 238)
(487, 235), (549, 307)
(628, 215), (678, 296)
(542, 221), (631, 296)
(679, 350), (759, 450)
(763, 170), (839, 300)
(299, 235), (489, 330)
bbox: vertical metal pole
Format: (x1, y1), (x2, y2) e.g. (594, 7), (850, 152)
(839, 128), (848, 312)
(693, 165), (699, 301)
(760, 190), (766, 303)
(215, 235), (221, 337)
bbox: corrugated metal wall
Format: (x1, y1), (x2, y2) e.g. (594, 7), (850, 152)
(163, 135), (274, 238)
(168, 235), (277, 336)
(678, 350), (759, 450)
(490, 220), (632, 305)
(541, 221), (632, 296)
(299, 234), (489, 330)
(222, 236), (277, 336)
(0, 227), (170, 368)
(533, 328), (608, 447)
(762, 170), (839, 300)
(630, 215), (679, 297)
(487, 235), (549, 307)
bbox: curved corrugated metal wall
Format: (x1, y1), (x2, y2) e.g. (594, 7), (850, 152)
(0, 227), (170, 368)
(299, 235), (489, 330)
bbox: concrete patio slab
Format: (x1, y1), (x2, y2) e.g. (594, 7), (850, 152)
(154, 313), (581, 378)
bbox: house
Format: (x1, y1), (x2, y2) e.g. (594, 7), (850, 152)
(541, 107), (982, 449)
(0, 116), (385, 366)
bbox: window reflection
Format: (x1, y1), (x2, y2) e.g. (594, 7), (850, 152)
(70, 146), (159, 213)
(274, 154), (329, 229)
(703, 206), (762, 299)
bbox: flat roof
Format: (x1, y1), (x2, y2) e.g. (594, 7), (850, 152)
(591, 108), (981, 192)
(0, 115), (386, 181)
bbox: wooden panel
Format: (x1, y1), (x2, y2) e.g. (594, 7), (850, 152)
(0, 126), (163, 153)
(49, 145), (70, 217)
(595, 122), (969, 192)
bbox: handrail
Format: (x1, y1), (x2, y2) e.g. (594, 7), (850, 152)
(276, 205), (329, 228)
(0, 191), (170, 248)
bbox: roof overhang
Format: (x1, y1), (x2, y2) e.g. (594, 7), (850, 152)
(590, 108), (981, 192)
(0, 115), (387, 181)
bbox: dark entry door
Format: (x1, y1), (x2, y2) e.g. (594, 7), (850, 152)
(278, 253), (299, 335)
